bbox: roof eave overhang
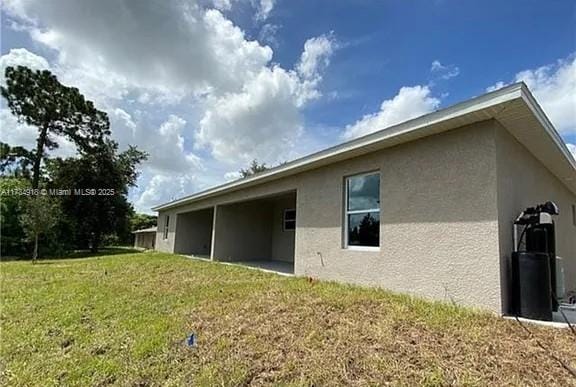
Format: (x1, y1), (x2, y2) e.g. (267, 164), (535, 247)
(520, 84), (576, 171)
(152, 83), (575, 212)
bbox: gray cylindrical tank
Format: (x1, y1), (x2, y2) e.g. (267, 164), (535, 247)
(512, 251), (553, 321)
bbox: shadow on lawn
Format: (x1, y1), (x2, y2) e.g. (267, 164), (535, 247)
(1, 247), (143, 263)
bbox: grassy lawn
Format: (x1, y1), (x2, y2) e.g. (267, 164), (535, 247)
(1, 251), (575, 386)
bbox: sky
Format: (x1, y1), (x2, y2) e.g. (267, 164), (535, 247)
(1, 0), (575, 214)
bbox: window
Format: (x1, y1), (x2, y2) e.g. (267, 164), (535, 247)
(572, 204), (576, 227)
(163, 215), (170, 240)
(344, 172), (380, 248)
(283, 209), (296, 231)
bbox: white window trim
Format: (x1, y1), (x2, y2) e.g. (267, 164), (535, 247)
(347, 245), (380, 252)
(283, 208), (296, 232)
(343, 171), (380, 251)
(347, 208), (380, 214)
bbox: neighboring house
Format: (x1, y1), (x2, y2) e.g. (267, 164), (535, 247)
(152, 83), (576, 314)
(133, 227), (157, 250)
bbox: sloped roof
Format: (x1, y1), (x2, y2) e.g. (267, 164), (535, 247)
(153, 83), (576, 212)
(132, 226), (157, 233)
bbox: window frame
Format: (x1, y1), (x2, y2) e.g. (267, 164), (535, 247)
(343, 171), (381, 251)
(163, 215), (170, 240)
(283, 208), (296, 231)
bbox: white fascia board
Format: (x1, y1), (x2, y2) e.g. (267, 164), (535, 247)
(152, 83), (525, 212)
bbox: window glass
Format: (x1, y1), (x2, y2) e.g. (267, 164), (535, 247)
(347, 212), (380, 247)
(283, 209), (296, 231)
(345, 172), (380, 248)
(347, 173), (380, 211)
(285, 209), (296, 221)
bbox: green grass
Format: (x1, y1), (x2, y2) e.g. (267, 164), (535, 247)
(1, 251), (575, 386)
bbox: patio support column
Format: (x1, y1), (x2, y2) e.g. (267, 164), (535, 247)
(209, 205), (218, 261)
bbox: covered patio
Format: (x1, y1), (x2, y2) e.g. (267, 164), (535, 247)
(211, 191), (296, 274)
(231, 260), (294, 275)
(173, 207), (214, 257)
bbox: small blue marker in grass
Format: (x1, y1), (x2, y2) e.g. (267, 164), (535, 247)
(187, 333), (196, 347)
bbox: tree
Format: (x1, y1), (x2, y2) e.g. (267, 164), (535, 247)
(1, 66), (110, 189)
(358, 213), (379, 244)
(131, 213), (157, 232)
(2, 66), (147, 256)
(239, 159), (268, 178)
(0, 142), (34, 179)
(48, 141), (147, 252)
(0, 178), (30, 257)
(20, 195), (61, 263)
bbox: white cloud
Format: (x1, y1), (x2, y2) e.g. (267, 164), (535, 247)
(133, 173), (198, 213)
(0, 108), (77, 158)
(430, 60), (442, 72)
(0, 48), (50, 76)
(259, 23), (280, 48)
(211, 0), (234, 11)
(486, 81), (506, 93)
(342, 85), (440, 140)
(486, 55), (576, 135)
(109, 111), (203, 174)
(297, 33), (336, 80)
(2, 0), (337, 210)
(0, 109), (38, 150)
(2, 1), (272, 99)
(430, 60), (460, 80)
(154, 115), (203, 173)
(196, 66), (303, 164)
(567, 143), (576, 160)
(224, 171), (242, 181)
(194, 34), (335, 165)
(110, 112), (206, 213)
(255, 0), (276, 21)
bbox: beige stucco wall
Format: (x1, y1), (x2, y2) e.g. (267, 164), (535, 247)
(271, 195), (296, 262)
(496, 125), (576, 311)
(156, 120), (505, 312)
(155, 213), (176, 253)
(173, 208), (213, 256)
(134, 232), (155, 250)
(210, 194), (296, 262)
(294, 120), (502, 312)
(212, 201), (274, 261)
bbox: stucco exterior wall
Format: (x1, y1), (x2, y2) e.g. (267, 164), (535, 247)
(271, 195), (296, 262)
(212, 201), (274, 261)
(495, 125), (576, 311)
(134, 232), (155, 250)
(173, 208), (213, 256)
(293, 120), (502, 312)
(156, 120), (503, 312)
(155, 212), (177, 253)
(210, 194), (296, 262)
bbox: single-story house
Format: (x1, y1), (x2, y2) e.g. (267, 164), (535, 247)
(133, 227), (157, 250)
(152, 83), (576, 314)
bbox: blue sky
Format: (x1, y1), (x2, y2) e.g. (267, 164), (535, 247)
(1, 0), (575, 213)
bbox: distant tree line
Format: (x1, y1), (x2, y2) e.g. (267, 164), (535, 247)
(0, 65), (154, 261)
(238, 159), (289, 178)
(239, 159), (269, 178)
(131, 213), (157, 231)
